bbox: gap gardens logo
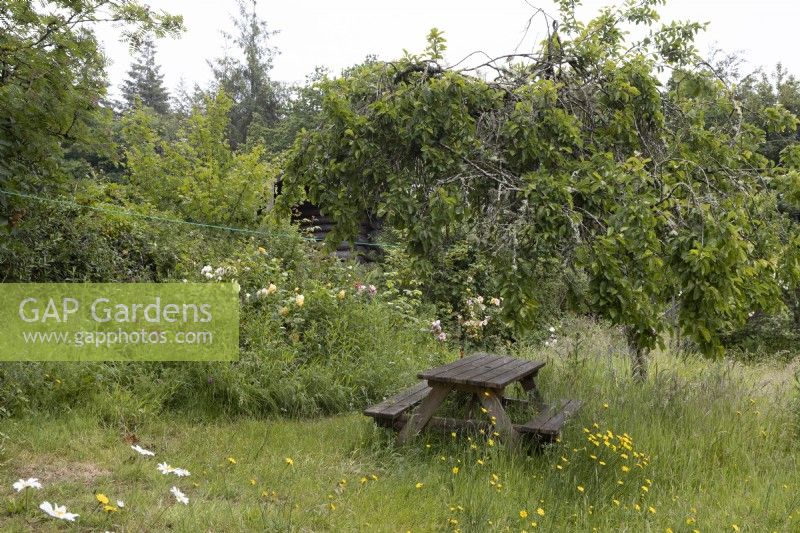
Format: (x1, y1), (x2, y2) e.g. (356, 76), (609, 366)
(0, 284), (239, 361)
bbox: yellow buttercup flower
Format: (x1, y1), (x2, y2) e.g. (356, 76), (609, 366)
(415, 482), (424, 489)
(227, 456), (237, 464)
(285, 457), (294, 466)
(95, 493), (109, 505)
(536, 508), (545, 517)
(452, 467), (459, 474)
(577, 485), (585, 493)
(519, 510), (528, 519)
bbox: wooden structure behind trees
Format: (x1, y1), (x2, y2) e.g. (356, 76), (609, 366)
(275, 180), (382, 261)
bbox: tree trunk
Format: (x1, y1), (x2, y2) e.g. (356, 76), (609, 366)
(625, 327), (649, 380)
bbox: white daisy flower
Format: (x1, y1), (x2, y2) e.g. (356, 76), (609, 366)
(131, 444), (155, 457)
(170, 486), (189, 505)
(39, 501), (79, 521)
(12, 478), (42, 492)
(158, 463), (191, 477)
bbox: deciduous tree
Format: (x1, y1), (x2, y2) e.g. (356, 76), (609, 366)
(281, 1), (800, 375)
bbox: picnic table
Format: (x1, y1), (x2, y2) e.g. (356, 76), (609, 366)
(364, 352), (581, 444)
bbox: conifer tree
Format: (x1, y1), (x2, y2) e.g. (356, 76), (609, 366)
(121, 39), (171, 114)
(210, 0), (281, 148)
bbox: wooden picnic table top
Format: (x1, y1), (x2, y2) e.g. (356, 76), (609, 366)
(418, 352), (545, 390)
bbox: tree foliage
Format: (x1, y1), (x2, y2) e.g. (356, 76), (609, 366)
(281, 0), (800, 366)
(0, 0), (183, 197)
(122, 91), (274, 226)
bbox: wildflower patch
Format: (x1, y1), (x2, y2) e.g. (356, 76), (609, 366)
(0, 283), (239, 361)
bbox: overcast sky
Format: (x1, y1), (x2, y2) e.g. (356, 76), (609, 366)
(96, 0), (799, 98)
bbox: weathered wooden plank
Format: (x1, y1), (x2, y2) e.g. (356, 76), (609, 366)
(418, 353), (487, 380)
(518, 400), (582, 436)
(431, 353), (515, 385)
(397, 384), (451, 444)
(491, 361), (546, 388)
(517, 402), (563, 433)
(540, 400), (582, 435)
(436, 354), (510, 384)
(466, 358), (529, 387)
(420, 353), (547, 389)
(364, 381), (431, 419)
(390, 415), (493, 433)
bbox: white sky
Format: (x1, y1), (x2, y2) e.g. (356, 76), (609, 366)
(96, 0), (800, 98)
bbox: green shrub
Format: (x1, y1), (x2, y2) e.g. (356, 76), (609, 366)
(723, 311), (799, 362)
(0, 198), (451, 422)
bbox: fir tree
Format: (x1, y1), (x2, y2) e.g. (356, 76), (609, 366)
(210, 0), (282, 148)
(121, 39), (171, 114)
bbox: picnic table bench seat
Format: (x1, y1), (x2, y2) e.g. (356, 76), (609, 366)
(364, 381), (432, 427)
(517, 399), (582, 440)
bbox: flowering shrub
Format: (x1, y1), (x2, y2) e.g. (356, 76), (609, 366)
(458, 295), (504, 343)
(382, 241), (566, 351)
(0, 215), (449, 419)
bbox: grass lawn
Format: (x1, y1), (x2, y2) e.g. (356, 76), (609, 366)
(2, 343), (799, 532)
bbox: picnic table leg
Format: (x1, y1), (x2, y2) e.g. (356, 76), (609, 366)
(520, 374), (545, 409)
(396, 384), (450, 444)
(465, 393), (479, 419)
(478, 390), (517, 444)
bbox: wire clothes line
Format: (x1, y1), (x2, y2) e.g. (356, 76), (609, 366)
(0, 188), (390, 249)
